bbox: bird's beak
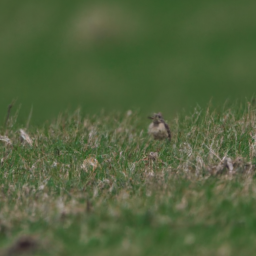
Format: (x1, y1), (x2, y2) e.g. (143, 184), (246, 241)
(148, 116), (153, 119)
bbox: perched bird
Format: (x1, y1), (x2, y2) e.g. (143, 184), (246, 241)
(148, 112), (171, 141)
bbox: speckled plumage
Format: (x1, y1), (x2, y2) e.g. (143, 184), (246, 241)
(148, 113), (171, 141)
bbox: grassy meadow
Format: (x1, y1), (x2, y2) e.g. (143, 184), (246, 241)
(1, 0), (256, 255)
(1, 0), (256, 123)
(1, 100), (256, 255)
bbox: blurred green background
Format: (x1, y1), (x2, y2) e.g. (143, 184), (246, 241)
(1, 0), (256, 124)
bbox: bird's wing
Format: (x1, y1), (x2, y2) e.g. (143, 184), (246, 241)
(164, 122), (171, 140)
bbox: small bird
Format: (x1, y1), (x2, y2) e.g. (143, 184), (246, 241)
(148, 112), (171, 141)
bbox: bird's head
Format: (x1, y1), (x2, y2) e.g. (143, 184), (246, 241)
(148, 112), (163, 124)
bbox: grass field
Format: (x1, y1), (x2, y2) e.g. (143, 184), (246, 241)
(1, 0), (256, 123)
(1, 1), (256, 254)
(1, 100), (256, 255)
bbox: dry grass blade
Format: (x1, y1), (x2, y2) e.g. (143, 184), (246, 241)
(4, 102), (14, 129)
(225, 157), (234, 173)
(19, 129), (33, 146)
(0, 135), (12, 145)
(148, 152), (158, 161)
(81, 156), (100, 172)
(208, 156), (255, 175)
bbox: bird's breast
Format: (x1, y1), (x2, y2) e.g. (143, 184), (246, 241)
(148, 123), (168, 139)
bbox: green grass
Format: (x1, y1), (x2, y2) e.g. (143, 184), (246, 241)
(1, 100), (256, 255)
(1, 0), (256, 123)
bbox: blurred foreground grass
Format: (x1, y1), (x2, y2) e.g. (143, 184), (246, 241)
(1, 0), (256, 123)
(1, 100), (256, 255)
